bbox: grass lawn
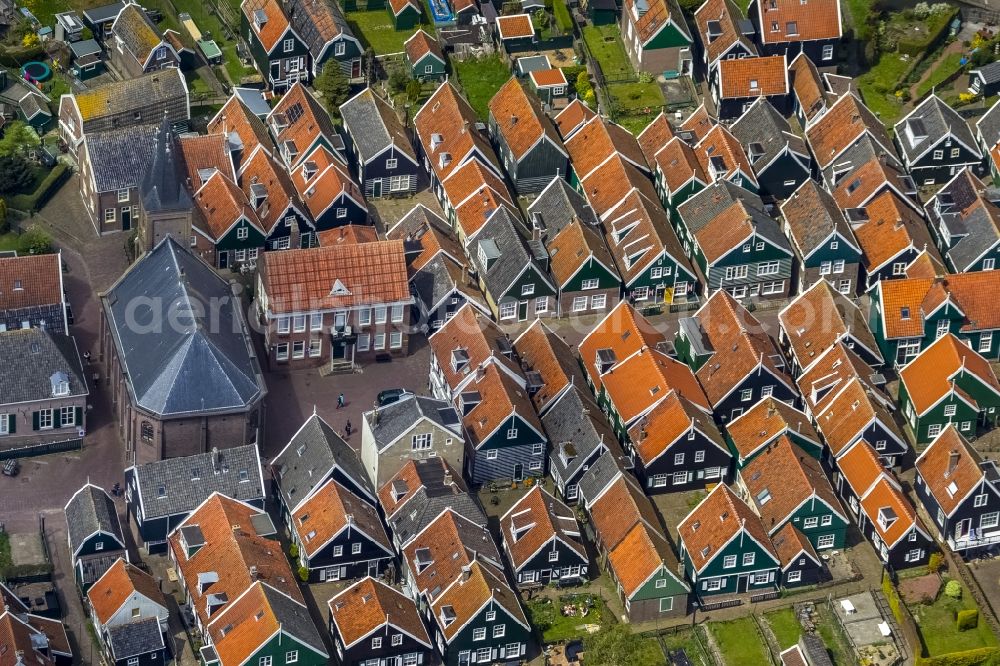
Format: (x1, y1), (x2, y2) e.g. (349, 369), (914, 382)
(709, 618), (771, 666)
(0, 532), (11, 569)
(582, 24), (632, 80)
(844, 0), (873, 40)
(167, 0), (253, 84)
(615, 112), (657, 135)
(765, 608), (801, 650)
(346, 10), (425, 55)
(21, 0), (70, 28)
(453, 55), (511, 121)
(813, 602), (855, 666)
(916, 52), (967, 99)
(857, 51), (911, 125)
(909, 580), (999, 657)
(526, 595), (604, 643)
(608, 81), (663, 111)
(634, 636), (667, 665)
(660, 626), (712, 666)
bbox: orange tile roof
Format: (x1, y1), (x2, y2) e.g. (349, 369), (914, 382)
(496, 14), (534, 39)
(554, 99), (596, 140)
(462, 363), (543, 449)
(694, 0), (756, 64)
(757, 0), (841, 44)
(388, 0), (420, 16)
(530, 68), (568, 88)
(655, 137), (707, 193)
(328, 577), (430, 649)
(603, 348), (710, 424)
(565, 116), (648, 180)
(238, 145), (301, 234)
(293, 478), (390, 558)
(692, 199), (758, 264)
(168, 495), (301, 627)
(905, 250), (948, 279)
(680, 104), (716, 142)
(624, 0), (682, 44)
(693, 290), (794, 405)
(513, 319), (587, 413)
(815, 378), (893, 456)
(260, 239), (409, 313)
(789, 53), (827, 122)
(915, 426), (986, 517)
(578, 301), (666, 391)
(900, 334), (1000, 414)
(269, 83), (339, 166)
(878, 271), (1000, 340)
(679, 483), (776, 572)
(796, 342), (880, 415)
(740, 436), (842, 534)
(693, 124), (757, 188)
(242, 0), (291, 52)
(194, 170), (261, 241)
(831, 156), (912, 210)
(861, 477), (918, 547)
(545, 218), (616, 288)
(443, 159), (516, 238)
(88, 558), (165, 626)
(581, 154), (660, 217)
(405, 29), (444, 65)
(629, 389), (722, 465)
(589, 474), (662, 552)
(807, 94), (894, 169)
(778, 280), (877, 370)
(719, 55), (788, 99)
(500, 486), (584, 569)
(637, 113), (676, 165)
(770, 522), (819, 568)
(603, 190), (691, 287)
(0, 612), (55, 666)
(178, 133), (232, 192)
(0, 254), (61, 312)
(429, 560), (526, 640)
(726, 397), (819, 463)
(290, 146), (364, 220)
(855, 191), (936, 273)
(607, 522), (681, 597)
(414, 82), (498, 183)
(208, 95), (273, 157)
(838, 439), (887, 497)
(489, 78), (563, 161)
(428, 304), (522, 392)
(317, 225), (380, 246)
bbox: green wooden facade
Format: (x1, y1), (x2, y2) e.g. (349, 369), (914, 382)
(410, 51), (446, 80)
(201, 630), (327, 666)
(561, 255), (620, 294)
(388, 2), (422, 29)
(779, 496), (849, 551)
(443, 604), (531, 666)
(699, 234), (794, 296)
(681, 528), (780, 599)
(901, 370), (1000, 445)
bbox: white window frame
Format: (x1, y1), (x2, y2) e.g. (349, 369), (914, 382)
(582, 278), (599, 290)
(499, 302), (517, 320)
(386, 158), (398, 170)
(787, 569), (802, 582)
(572, 296), (588, 312)
(742, 552), (755, 566)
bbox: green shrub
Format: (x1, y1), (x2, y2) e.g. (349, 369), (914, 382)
(553, 0), (573, 32)
(9, 163), (69, 212)
(957, 609), (979, 632)
(945, 579), (963, 599)
(914, 647), (1000, 666)
(288, 543), (299, 558)
(297, 565), (309, 582)
(928, 552), (945, 574)
(17, 225), (52, 255)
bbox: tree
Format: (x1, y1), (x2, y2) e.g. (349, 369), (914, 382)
(389, 68), (409, 94)
(406, 79), (422, 103)
(0, 198), (8, 234)
(314, 60), (351, 117)
(0, 154), (35, 193)
(18, 225), (53, 255)
(0, 122), (40, 158)
(584, 624), (655, 666)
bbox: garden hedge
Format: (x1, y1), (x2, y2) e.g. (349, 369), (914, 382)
(897, 8), (958, 56)
(915, 647), (1000, 666)
(10, 163), (69, 212)
(956, 609), (979, 632)
(553, 0), (573, 33)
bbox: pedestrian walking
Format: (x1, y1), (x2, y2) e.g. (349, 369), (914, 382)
(345, 420), (352, 437)
(337, 393), (345, 409)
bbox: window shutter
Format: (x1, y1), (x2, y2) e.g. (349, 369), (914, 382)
(32, 411), (39, 431)
(75, 407), (83, 429)
(53, 410), (61, 429)
(8, 414), (14, 434)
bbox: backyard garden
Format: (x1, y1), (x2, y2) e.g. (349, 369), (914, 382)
(526, 593), (605, 643)
(454, 54), (511, 121)
(346, 8), (428, 55)
(905, 576), (999, 660)
(708, 617), (772, 666)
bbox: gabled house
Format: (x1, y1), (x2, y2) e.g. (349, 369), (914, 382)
(271, 412), (376, 525)
(340, 88), (420, 199)
(975, 98), (1000, 184)
(125, 445), (265, 553)
(209, 92), (278, 166)
(0, 253), (68, 334)
(500, 486), (588, 588)
(65, 484), (128, 591)
(0, 328), (87, 453)
(235, 142), (316, 250)
(726, 396), (823, 468)
(88, 558), (169, 634)
(814, 376), (907, 467)
(736, 435), (849, 551)
(268, 83), (347, 170)
(109, 3), (180, 78)
(405, 29), (446, 81)
(730, 97), (811, 199)
(290, 478), (394, 582)
(287, 0), (363, 78)
(969, 61), (1000, 98)
(777, 279), (883, 373)
(750, 0), (842, 63)
(360, 394), (464, 490)
(771, 523), (825, 587)
(915, 425), (1000, 552)
(835, 441), (933, 569)
(675, 289), (798, 422)
(386, 204), (489, 329)
(714, 54), (789, 119)
(582, 470), (690, 619)
(290, 145), (368, 229)
(77, 124), (157, 235)
(899, 333), (1000, 444)
(853, 191), (940, 290)
(620, 0), (693, 75)
(553, 99), (596, 142)
(468, 207), (557, 322)
(780, 180), (862, 295)
(512, 318), (588, 416)
(240, 0), (309, 90)
(543, 386), (625, 504)
(0, 588), (73, 666)
(788, 52), (833, 128)
(691, 123), (758, 193)
(443, 158), (519, 241)
(563, 114), (650, 187)
(102, 616), (166, 666)
(529, 68), (570, 107)
(257, 240), (411, 369)
(544, 218), (621, 316)
(328, 578), (434, 666)
(192, 168), (267, 268)
(676, 181), (794, 300)
(694, 0), (757, 93)
(387, 0), (422, 28)
(646, 135), (709, 217)
(825, 137), (917, 212)
(894, 95), (983, 186)
(795, 340), (890, 420)
(924, 168), (1000, 273)
(488, 78), (568, 194)
(495, 14), (536, 54)
(806, 92), (899, 176)
(868, 271), (1000, 365)
(678, 483), (781, 599)
(101, 238), (266, 463)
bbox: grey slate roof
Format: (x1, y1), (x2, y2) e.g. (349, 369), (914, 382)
(974, 61), (1000, 86)
(576, 450), (625, 508)
(367, 394), (462, 454)
(543, 387), (621, 486)
(261, 583), (327, 657)
(729, 98), (809, 173)
(83, 1), (125, 23)
(925, 168), (1000, 272)
(233, 87), (271, 119)
(101, 237), (265, 417)
(410, 253), (488, 316)
(287, 0), (356, 62)
(340, 88), (416, 164)
(85, 124), (158, 193)
(111, 3), (164, 65)
(106, 617), (163, 660)
(129, 444), (264, 520)
(527, 177), (599, 238)
(74, 68), (188, 131)
(678, 180), (791, 254)
(70, 38), (101, 58)
(895, 95), (980, 163)
(272, 413), (374, 511)
(469, 207), (553, 299)
(66, 484), (124, 555)
(0, 329), (87, 407)
(388, 480), (486, 548)
(141, 114), (191, 213)
(781, 179), (856, 258)
(978, 99), (1000, 147)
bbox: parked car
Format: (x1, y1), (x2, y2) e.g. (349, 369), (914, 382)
(376, 388), (411, 407)
(3, 460), (20, 477)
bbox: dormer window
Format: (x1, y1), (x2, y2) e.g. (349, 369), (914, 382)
(253, 8), (267, 30)
(440, 605), (456, 627)
(303, 161), (318, 180)
(415, 547), (433, 574)
(431, 133), (444, 150)
(331, 279), (351, 296)
(877, 506), (897, 531)
(438, 152), (452, 168)
(596, 348), (617, 374)
(250, 183), (267, 209)
(451, 348), (470, 373)
(50, 371), (69, 397)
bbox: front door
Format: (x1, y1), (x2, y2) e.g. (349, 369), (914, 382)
(351, 58), (362, 78)
(218, 251), (229, 269)
(956, 518), (972, 542)
(270, 61), (280, 84)
(121, 207), (131, 231)
(737, 574), (749, 593)
(371, 179), (383, 198)
(332, 341), (346, 360)
(518, 300), (528, 322)
(513, 463), (524, 481)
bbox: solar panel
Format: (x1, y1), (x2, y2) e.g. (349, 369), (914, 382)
(286, 102), (304, 124)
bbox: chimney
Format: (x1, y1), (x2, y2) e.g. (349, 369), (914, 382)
(444, 469), (453, 486)
(476, 363), (486, 382)
(946, 449), (960, 478)
(249, 565), (258, 580)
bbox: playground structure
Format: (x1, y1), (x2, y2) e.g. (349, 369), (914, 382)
(179, 12), (223, 65)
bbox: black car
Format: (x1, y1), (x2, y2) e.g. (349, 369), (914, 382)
(376, 388), (411, 407)
(2, 460), (19, 477)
